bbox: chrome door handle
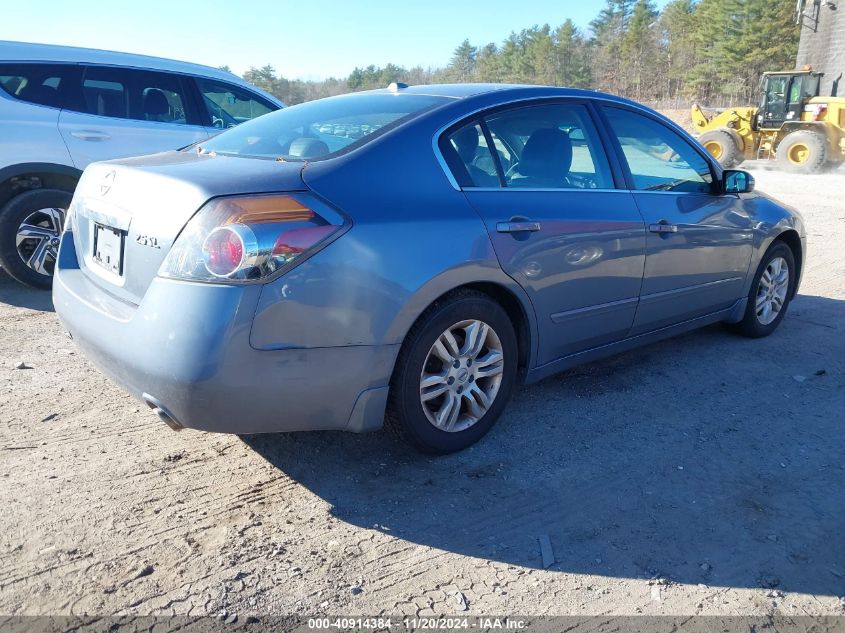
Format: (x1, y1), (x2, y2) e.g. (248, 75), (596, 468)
(496, 221), (541, 233)
(70, 130), (111, 141)
(648, 222), (678, 234)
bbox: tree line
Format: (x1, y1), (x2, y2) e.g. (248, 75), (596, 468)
(230, 0), (799, 107)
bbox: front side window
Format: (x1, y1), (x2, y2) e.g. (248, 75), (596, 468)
(766, 76), (788, 108)
(0, 63), (77, 109)
(77, 66), (192, 125)
(443, 102), (614, 190)
(196, 79), (277, 129)
(199, 93), (450, 161)
(603, 107), (713, 193)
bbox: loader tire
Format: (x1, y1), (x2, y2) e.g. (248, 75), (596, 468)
(699, 129), (742, 168)
(776, 130), (827, 174)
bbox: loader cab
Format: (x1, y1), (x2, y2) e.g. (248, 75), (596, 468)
(756, 71), (822, 130)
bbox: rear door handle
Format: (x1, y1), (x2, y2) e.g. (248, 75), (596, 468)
(648, 221), (678, 234)
(70, 130), (111, 141)
(497, 220), (541, 233)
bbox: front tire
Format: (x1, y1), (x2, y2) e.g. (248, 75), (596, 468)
(0, 188), (72, 289)
(385, 290), (518, 454)
(729, 241), (796, 338)
(699, 129), (742, 168)
(776, 130), (827, 174)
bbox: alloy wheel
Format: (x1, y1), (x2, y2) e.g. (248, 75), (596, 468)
(419, 319), (505, 433)
(755, 256), (789, 326)
(15, 207), (65, 276)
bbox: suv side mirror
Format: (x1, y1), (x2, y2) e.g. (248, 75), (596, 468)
(723, 169), (755, 194)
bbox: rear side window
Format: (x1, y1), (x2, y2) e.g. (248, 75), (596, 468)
(0, 63), (78, 109)
(444, 123), (500, 187)
(81, 71), (127, 118)
(603, 107), (713, 193)
(195, 78), (277, 128)
(75, 66), (195, 125)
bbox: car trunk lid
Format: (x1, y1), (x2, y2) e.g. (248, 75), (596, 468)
(71, 151), (306, 305)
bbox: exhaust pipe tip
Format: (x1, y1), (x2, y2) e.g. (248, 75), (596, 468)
(142, 393), (184, 431)
(153, 407), (183, 431)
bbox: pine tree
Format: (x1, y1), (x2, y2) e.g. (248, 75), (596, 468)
(555, 20), (591, 88)
(447, 40), (478, 82)
(591, 0), (636, 93)
(476, 43), (501, 82)
(621, 0), (659, 99)
(660, 0), (698, 100)
(525, 25), (557, 86)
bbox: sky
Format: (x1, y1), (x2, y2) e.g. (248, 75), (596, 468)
(1, 0), (670, 81)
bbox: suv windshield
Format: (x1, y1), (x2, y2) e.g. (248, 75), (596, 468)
(197, 93), (451, 161)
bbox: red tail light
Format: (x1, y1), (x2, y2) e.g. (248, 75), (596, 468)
(203, 227), (245, 277)
(273, 225), (339, 258)
(160, 195), (345, 283)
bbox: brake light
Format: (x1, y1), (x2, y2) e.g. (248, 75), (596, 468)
(203, 226), (246, 277)
(159, 194), (343, 282)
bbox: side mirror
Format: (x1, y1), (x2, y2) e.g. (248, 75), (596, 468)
(723, 169), (755, 194)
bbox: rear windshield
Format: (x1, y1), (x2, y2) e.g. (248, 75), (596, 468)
(196, 93), (451, 161)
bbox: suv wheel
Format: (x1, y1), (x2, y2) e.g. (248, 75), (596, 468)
(0, 189), (72, 289)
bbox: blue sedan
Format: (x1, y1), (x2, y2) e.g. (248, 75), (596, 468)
(53, 83), (805, 453)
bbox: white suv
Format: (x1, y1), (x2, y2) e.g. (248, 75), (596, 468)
(0, 41), (284, 288)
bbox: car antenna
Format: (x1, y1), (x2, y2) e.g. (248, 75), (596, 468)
(388, 82), (409, 93)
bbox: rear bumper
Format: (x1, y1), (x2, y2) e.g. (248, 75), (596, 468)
(53, 238), (396, 434)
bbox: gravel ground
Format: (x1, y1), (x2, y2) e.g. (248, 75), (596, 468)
(1, 166), (844, 619)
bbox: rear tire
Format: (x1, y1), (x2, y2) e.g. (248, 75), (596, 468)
(385, 290), (517, 454)
(776, 130), (827, 174)
(0, 188), (72, 289)
(699, 129), (742, 168)
(728, 241), (796, 338)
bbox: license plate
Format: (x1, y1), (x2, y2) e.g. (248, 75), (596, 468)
(92, 223), (125, 275)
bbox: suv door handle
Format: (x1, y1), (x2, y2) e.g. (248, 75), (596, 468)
(648, 221), (678, 234)
(70, 130), (111, 141)
(496, 220), (541, 233)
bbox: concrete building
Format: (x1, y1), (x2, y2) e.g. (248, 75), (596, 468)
(795, 0), (845, 96)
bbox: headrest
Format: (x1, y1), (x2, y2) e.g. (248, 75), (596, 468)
(19, 83), (59, 107)
(143, 89), (169, 116)
(288, 137), (330, 159)
(452, 125), (480, 163)
(518, 128), (573, 180)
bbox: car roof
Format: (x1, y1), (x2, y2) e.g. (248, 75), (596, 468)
(0, 40), (284, 106)
(361, 82), (637, 106)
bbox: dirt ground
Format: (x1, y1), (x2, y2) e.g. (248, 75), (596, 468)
(1, 166), (844, 620)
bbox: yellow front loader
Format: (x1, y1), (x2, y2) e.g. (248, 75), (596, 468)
(692, 70), (845, 173)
